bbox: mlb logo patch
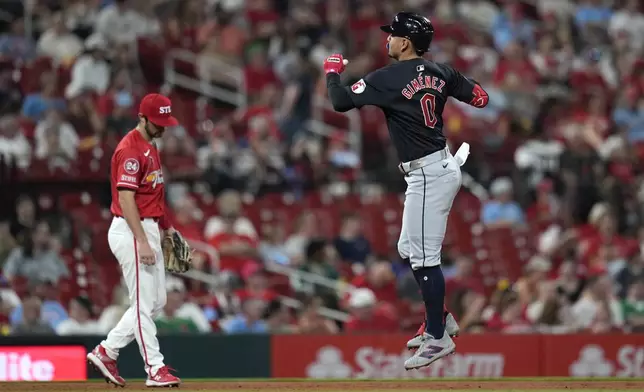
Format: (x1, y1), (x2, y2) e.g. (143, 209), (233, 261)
(351, 79), (366, 94)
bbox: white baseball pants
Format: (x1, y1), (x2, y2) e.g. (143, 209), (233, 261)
(102, 217), (167, 376)
(398, 148), (463, 270)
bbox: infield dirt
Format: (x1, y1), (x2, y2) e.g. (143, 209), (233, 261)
(1, 380), (644, 391)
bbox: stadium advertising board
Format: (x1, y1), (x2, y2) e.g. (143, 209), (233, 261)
(0, 346), (87, 382)
(543, 334), (644, 377)
(271, 334), (540, 378)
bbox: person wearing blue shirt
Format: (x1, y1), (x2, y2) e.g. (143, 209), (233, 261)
(491, 6), (535, 51)
(481, 177), (525, 228)
(0, 19), (36, 63)
(10, 280), (68, 330)
(220, 298), (268, 334)
(21, 75), (66, 121)
(259, 225), (291, 266)
(613, 94), (644, 143)
(575, 1), (613, 28)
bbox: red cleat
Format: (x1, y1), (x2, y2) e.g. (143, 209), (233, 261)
(146, 365), (181, 388)
(406, 313), (460, 349)
(87, 345), (126, 387)
(415, 321), (426, 337)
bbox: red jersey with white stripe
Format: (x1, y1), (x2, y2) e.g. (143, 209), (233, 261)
(110, 129), (165, 218)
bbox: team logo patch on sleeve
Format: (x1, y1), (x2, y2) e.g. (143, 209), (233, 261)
(124, 158), (140, 174)
(351, 79), (366, 94)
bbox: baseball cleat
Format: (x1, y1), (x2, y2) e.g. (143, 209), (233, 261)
(87, 345), (126, 387)
(146, 365), (181, 387)
(404, 332), (456, 370)
(406, 312), (460, 349)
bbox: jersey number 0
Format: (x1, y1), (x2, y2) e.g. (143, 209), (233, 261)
(420, 93), (437, 129)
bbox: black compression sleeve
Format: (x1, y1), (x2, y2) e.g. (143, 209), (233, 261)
(326, 73), (355, 112)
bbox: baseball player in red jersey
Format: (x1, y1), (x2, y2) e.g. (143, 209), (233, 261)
(87, 94), (181, 388)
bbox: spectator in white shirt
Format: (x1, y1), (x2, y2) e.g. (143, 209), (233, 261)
(572, 273), (624, 330)
(56, 296), (104, 335)
(457, 0), (500, 31)
(94, 0), (160, 45)
(37, 12), (83, 66)
(536, 0), (575, 19)
(98, 283), (129, 332)
(0, 115), (31, 169)
(156, 276), (211, 333)
(34, 109), (79, 165)
(63, 0), (99, 34)
(65, 34), (110, 98)
(609, 0), (644, 51)
(284, 211), (318, 265)
(309, 34), (344, 67)
(204, 190), (258, 240)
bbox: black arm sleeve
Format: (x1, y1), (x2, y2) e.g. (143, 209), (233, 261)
(447, 66), (489, 108)
(326, 73), (356, 112)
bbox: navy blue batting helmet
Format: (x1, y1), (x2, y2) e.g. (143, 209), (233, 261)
(380, 12), (434, 55)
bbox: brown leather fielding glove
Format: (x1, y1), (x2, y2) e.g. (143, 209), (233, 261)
(162, 231), (193, 273)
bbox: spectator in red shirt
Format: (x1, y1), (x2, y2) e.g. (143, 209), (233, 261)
(234, 85), (280, 139)
(205, 191), (259, 274)
(445, 255), (485, 296)
(170, 196), (204, 243)
(580, 204), (633, 266)
(159, 126), (198, 177)
(344, 288), (398, 333)
(243, 44), (279, 98)
(485, 287), (532, 333)
(569, 54), (612, 96)
(350, 261), (397, 305)
(494, 41), (538, 88)
(526, 179), (560, 232)
(235, 262), (278, 303)
(245, 0), (280, 38)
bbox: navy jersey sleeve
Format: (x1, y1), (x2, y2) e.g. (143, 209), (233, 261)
(326, 70), (388, 112)
(444, 65), (489, 108)
(346, 70), (389, 109)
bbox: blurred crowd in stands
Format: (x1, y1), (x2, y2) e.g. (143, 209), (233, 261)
(2, 0), (644, 337)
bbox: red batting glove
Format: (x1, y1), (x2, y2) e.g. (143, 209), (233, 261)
(324, 53), (347, 75)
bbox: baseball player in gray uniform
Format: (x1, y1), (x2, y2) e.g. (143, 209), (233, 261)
(324, 12), (489, 370)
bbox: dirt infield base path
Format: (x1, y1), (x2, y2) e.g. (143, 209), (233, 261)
(2, 380), (644, 392)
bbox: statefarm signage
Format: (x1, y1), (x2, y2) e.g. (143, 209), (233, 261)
(271, 334), (644, 378)
(271, 334), (538, 378)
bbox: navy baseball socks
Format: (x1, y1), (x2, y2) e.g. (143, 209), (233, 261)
(413, 265), (446, 339)
(404, 265), (456, 370)
(404, 258), (461, 349)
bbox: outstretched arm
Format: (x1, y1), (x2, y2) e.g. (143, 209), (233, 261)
(448, 67), (489, 108)
(323, 53), (385, 112)
(326, 73), (356, 112)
